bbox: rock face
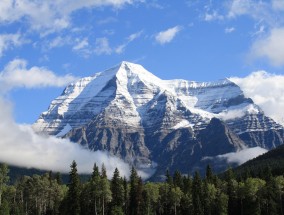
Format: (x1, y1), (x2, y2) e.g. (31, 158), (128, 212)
(33, 61), (284, 177)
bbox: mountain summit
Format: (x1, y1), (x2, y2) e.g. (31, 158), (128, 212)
(33, 62), (284, 177)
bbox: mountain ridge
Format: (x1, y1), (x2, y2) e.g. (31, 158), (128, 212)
(33, 61), (284, 177)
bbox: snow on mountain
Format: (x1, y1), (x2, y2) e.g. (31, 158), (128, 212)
(33, 61), (254, 135)
(33, 61), (284, 177)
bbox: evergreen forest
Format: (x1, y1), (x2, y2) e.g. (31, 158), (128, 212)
(0, 161), (283, 215)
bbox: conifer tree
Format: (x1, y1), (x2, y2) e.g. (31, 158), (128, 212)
(129, 166), (140, 215)
(66, 160), (81, 215)
(206, 164), (214, 183)
(110, 168), (124, 210)
(192, 171), (204, 215)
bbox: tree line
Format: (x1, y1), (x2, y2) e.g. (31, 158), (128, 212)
(0, 162), (283, 215)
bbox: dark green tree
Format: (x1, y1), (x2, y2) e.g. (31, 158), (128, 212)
(66, 160), (81, 215)
(206, 165), (214, 184)
(129, 167), (143, 215)
(192, 171), (203, 215)
(110, 168), (124, 212)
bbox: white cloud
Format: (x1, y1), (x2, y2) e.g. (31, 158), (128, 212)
(204, 11), (224, 22)
(230, 71), (284, 126)
(48, 36), (71, 49)
(94, 37), (112, 55)
(97, 17), (117, 25)
(155, 26), (182, 45)
(0, 0), (140, 33)
(272, 0), (284, 10)
(250, 27), (284, 66)
(73, 38), (89, 51)
(228, 0), (252, 18)
(217, 147), (267, 165)
(0, 59), (77, 91)
(217, 108), (246, 121)
(225, 27), (235, 33)
(0, 33), (26, 57)
(115, 31), (142, 54)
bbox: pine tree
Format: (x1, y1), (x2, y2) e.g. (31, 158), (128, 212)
(192, 171), (204, 215)
(66, 160), (81, 215)
(110, 168), (124, 210)
(123, 177), (129, 215)
(129, 166), (140, 215)
(206, 165), (214, 184)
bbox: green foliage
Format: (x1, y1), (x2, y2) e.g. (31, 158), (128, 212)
(1, 160), (284, 215)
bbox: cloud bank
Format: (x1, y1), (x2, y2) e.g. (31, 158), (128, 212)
(230, 71), (284, 126)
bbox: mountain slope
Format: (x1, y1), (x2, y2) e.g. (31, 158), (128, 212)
(33, 61), (284, 176)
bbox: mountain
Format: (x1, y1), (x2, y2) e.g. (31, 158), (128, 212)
(33, 61), (284, 178)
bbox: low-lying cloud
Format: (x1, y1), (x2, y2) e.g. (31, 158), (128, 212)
(230, 71), (284, 126)
(216, 147), (268, 165)
(0, 96), (130, 178)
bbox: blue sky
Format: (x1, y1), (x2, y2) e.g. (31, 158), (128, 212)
(1, 0), (284, 124)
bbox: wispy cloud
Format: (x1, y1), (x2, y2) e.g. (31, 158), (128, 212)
(0, 33), (27, 57)
(272, 0), (284, 11)
(48, 36), (72, 49)
(97, 17), (117, 25)
(230, 71), (284, 126)
(115, 31), (143, 54)
(93, 31), (143, 55)
(204, 11), (224, 22)
(227, 0), (283, 27)
(94, 37), (112, 55)
(155, 26), (182, 45)
(225, 27), (235, 33)
(73, 38), (89, 51)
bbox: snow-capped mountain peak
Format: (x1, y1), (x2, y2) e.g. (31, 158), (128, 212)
(33, 61), (284, 177)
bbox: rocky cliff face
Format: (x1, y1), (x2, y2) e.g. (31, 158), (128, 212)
(33, 61), (284, 177)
